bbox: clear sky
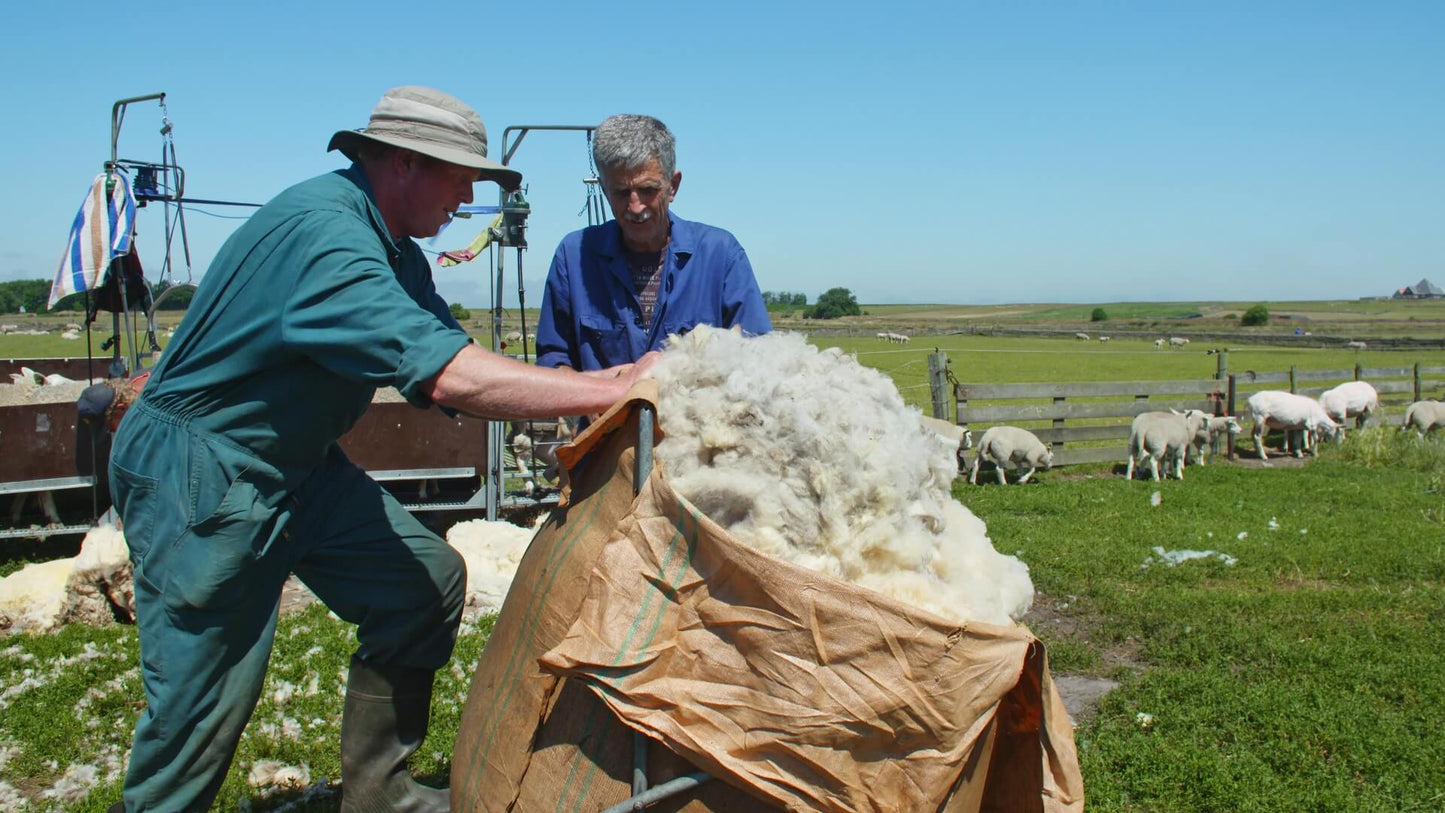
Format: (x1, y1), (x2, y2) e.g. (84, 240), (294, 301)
(2, 1), (1441, 309)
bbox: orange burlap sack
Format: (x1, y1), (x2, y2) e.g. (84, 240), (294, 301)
(451, 383), (1083, 812)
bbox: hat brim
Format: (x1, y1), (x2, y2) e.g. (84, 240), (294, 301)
(328, 129), (522, 190)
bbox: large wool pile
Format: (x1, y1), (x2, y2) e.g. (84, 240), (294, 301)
(0, 524), (133, 633)
(650, 326), (1033, 626)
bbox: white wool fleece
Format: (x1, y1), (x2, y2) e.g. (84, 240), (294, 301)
(651, 326), (1033, 626)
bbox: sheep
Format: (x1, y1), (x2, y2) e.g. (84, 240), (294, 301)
(875, 332), (889, 340)
(1154, 338), (1166, 350)
(1402, 400), (1445, 438)
(1075, 332), (1089, 341)
(1188, 415), (1242, 466)
(1318, 381), (1379, 434)
(1098, 336), (1110, 343)
(968, 425), (1053, 485)
(507, 418), (574, 492)
(918, 415), (973, 474)
(1345, 340), (1367, 351)
(8, 366), (80, 387)
(1169, 337), (1190, 348)
(1247, 390), (1341, 459)
(1125, 409), (1210, 481)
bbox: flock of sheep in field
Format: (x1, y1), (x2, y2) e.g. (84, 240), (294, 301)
(933, 381), (1445, 485)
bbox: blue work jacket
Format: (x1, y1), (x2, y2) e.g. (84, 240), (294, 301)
(534, 212), (770, 371)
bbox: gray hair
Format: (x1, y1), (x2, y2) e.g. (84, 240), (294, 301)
(593, 114), (676, 180)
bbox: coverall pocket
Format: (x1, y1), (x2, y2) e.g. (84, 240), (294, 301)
(162, 466), (285, 613)
(579, 315), (632, 366)
(109, 461), (158, 562)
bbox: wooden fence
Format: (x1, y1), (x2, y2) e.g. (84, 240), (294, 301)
(947, 360), (1445, 468)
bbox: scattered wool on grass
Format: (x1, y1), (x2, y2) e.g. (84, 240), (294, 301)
(650, 326), (1033, 626)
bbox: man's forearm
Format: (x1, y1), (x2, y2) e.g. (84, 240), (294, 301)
(425, 344), (633, 419)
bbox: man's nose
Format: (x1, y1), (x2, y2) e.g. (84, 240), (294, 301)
(460, 184), (474, 204)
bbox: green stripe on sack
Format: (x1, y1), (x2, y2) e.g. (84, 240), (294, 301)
(460, 488), (609, 804)
(562, 502), (702, 812)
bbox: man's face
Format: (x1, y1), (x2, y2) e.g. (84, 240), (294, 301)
(603, 157), (679, 252)
(399, 154), (478, 238)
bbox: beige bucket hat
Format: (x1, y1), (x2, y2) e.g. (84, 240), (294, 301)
(328, 86), (522, 190)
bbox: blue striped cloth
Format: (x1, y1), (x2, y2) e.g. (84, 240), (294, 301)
(49, 170), (137, 308)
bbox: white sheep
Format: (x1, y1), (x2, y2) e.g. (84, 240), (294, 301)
(1188, 415), (1242, 466)
(1318, 381), (1379, 434)
(875, 332), (889, 340)
(1154, 338), (1166, 350)
(968, 426), (1053, 485)
(508, 418), (574, 490)
(1402, 400), (1445, 438)
(1075, 332), (1089, 341)
(1247, 390), (1341, 459)
(1098, 336), (1110, 343)
(1345, 340), (1367, 351)
(1125, 410), (1210, 481)
(918, 415), (973, 474)
(1169, 337), (1190, 348)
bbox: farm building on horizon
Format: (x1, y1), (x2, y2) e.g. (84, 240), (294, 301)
(1393, 278), (1444, 299)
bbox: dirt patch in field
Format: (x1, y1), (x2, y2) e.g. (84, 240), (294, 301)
(1024, 590), (1147, 725)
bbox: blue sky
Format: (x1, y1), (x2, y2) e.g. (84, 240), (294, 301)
(2, 1), (1441, 308)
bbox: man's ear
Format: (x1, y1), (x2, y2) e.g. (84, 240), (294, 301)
(394, 147), (421, 178)
(669, 170), (682, 202)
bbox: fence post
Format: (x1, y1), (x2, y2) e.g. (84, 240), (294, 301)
(927, 351), (950, 420)
(1354, 363), (1363, 381)
(1216, 350), (1228, 381)
(1415, 362), (1422, 402)
(1289, 365), (1297, 393)
(1227, 374), (1237, 460)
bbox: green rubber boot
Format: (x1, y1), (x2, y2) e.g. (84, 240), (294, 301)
(339, 655), (450, 812)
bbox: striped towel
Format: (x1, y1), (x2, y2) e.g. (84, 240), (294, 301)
(49, 170), (137, 308)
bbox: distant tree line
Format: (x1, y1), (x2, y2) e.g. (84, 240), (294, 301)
(0, 279), (193, 315)
(761, 291), (808, 310)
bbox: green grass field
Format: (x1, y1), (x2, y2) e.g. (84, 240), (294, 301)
(2, 301), (1444, 810)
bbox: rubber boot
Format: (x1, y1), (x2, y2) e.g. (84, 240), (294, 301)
(340, 655), (451, 812)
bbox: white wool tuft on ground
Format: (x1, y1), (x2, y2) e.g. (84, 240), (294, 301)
(247, 760), (311, 789)
(650, 326), (1033, 625)
(445, 519), (538, 616)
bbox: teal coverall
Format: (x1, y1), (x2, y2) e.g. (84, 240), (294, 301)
(108, 166), (473, 811)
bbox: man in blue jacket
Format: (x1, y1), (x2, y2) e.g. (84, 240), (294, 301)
(534, 115), (770, 373)
(106, 87), (655, 813)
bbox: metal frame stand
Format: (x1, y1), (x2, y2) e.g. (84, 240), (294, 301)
(599, 405), (717, 812)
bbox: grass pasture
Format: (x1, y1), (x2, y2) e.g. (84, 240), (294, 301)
(2, 301), (1444, 810)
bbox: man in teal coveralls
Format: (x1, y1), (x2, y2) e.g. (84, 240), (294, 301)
(106, 87), (654, 812)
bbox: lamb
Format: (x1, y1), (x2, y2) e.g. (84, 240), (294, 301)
(1247, 390), (1341, 459)
(1188, 415), (1242, 466)
(1154, 338), (1166, 350)
(1318, 381), (1378, 434)
(1402, 400), (1445, 438)
(1098, 336), (1110, 343)
(918, 415), (973, 473)
(1169, 337), (1190, 348)
(1345, 340), (1367, 351)
(508, 418), (574, 491)
(1075, 332), (1089, 341)
(1125, 409), (1210, 481)
(968, 426), (1053, 485)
